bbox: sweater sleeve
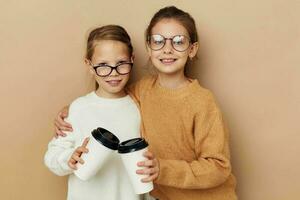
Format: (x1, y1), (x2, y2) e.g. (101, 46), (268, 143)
(44, 134), (76, 176)
(155, 104), (232, 189)
(44, 105), (81, 176)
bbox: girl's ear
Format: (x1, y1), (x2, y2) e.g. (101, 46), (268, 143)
(85, 58), (95, 75)
(130, 53), (135, 63)
(188, 42), (199, 59)
(84, 58), (90, 65)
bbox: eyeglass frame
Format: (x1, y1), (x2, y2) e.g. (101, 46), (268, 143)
(89, 61), (133, 77)
(147, 34), (192, 52)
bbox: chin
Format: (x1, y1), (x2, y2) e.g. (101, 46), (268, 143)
(156, 66), (182, 75)
(109, 88), (123, 94)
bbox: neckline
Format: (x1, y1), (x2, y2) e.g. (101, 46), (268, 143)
(90, 92), (130, 103)
(153, 76), (199, 98)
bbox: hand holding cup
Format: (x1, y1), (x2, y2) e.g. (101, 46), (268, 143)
(68, 137), (90, 170)
(118, 138), (154, 194)
(136, 151), (159, 183)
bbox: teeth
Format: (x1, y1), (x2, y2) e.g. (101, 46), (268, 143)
(161, 58), (175, 63)
(106, 80), (121, 86)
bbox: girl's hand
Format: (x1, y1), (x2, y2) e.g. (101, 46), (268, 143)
(136, 151), (160, 183)
(54, 105), (72, 138)
(68, 137), (89, 170)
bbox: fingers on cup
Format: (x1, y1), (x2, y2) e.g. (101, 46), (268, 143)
(136, 167), (158, 183)
(68, 160), (77, 170)
(138, 159), (155, 167)
(141, 173), (158, 182)
(78, 146), (89, 154)
(143, 151), (154, 159)
(82, 137), (90, 148)
(136, 167), (155, 175)
(72, 153), (84, 164)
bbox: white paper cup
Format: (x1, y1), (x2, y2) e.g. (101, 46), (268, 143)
(118, 138), (154, 194)
(74, 127), (119, 181)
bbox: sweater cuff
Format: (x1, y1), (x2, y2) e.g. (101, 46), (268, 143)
(154, 158), (168, 185)
(57, 148), (75, 173)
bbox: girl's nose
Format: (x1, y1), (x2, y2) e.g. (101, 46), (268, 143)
(110, 68), (119, 76)
(163, 40), (173, 54)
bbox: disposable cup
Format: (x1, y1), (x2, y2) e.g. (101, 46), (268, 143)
(74, 127), (119, 181)
(118, 138), (153, 194)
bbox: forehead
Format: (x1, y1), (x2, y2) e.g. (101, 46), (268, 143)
(92, 40), (130, 62)
(151, 18), (189, 38)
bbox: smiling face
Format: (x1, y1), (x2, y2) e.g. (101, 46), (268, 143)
(147, 18), (198, 77)
(88, 40), (132, 98)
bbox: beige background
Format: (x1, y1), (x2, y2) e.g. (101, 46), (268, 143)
(1, 0), (299, 199)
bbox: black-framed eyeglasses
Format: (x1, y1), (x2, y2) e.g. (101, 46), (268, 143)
(147, 34), (191, 52)
(90, 61), (133, 77)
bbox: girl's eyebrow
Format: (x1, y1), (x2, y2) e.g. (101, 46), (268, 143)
(116, 57), (131, 62)
(92, 58), (107, 63)
(93, 61), (107, 65)
(93, 58), (131, 65)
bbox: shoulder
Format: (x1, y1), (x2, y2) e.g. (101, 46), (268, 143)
(187, 80), (220, 114)
(127, 75), (157, 102)
(135, 75), (157, 88)
(68, 92), (95, 115)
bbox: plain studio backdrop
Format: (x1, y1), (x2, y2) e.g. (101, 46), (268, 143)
(0, 0), (299, 199)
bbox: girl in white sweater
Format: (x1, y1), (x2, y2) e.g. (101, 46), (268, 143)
(44, 25), (159, 200)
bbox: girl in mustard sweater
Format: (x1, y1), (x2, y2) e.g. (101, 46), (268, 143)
(54, 6), (237, 200)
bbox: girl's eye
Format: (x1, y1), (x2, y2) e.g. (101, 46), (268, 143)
(173, 40), (183, 45)
(154, 40), (164, 45)
(173, 36), (185, 45)
(151, 35), (164, 45)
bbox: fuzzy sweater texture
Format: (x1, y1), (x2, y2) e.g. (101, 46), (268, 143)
(44, 92), (143, 200)
(129, 76), (237, 200)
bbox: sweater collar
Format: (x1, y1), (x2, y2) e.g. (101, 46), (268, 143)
(153, 76), (200, 98)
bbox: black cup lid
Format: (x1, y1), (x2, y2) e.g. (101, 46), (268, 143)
(91, 127), (120, 150)
(118, 138), (148, 153)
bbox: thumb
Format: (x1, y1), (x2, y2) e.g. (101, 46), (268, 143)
(82, 137), (90, 147)
(61, 111), (68, 118)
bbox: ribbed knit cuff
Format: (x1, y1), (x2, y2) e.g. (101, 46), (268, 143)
(57, 148), (75, 172)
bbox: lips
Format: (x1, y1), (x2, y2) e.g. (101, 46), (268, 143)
(106, 80), (122, 87)
(160, 58), (177, 65)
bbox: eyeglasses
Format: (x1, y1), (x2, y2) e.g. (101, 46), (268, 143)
(147, 34), (191, 52)
(90, 61), (133, 77)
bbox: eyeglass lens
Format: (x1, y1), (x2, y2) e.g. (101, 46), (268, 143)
(149, 34), (190, 52)
(95, 62), (132, 77)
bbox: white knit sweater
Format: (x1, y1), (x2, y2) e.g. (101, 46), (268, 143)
(44, 92), (142, 200)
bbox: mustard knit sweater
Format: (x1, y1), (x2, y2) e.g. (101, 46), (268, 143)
(129, 76), (237, 200)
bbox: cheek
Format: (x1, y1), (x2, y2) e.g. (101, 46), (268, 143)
(148, 49), (159, 58)
(149, 52), (161, 63)
(124, 74), (130, 82)
(179, 51), (189, 59)
(95, 76), (105, 85)
(150, 56), (160, 66)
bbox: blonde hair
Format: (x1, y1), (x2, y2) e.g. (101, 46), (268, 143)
(86, 25), (133, 60)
